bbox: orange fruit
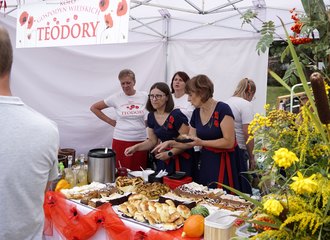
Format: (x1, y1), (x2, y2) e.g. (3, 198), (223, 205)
(55, 179), (71, 192)
(181, 215), (205, 238)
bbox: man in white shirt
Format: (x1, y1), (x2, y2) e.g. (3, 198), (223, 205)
(0, 25), (59, 239)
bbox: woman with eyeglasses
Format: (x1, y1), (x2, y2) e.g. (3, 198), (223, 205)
(90, 69), (148, 171)
(152, 75), (251, 193)
(170, 71), (195, 121)
(124, 82), (194, 176)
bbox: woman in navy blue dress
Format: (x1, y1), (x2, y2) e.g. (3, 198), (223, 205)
(124, 82), (194, 176)
(153, 75), (251, 193)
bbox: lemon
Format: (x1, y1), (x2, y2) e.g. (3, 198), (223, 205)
(55, 179), (71, 192)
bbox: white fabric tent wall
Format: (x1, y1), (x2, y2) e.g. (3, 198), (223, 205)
(0, 12), (267, 155)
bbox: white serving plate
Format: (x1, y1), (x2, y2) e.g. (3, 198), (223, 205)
(128, 170), (155, 179)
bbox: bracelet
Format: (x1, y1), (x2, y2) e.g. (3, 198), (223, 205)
(167, 151), (173, 157)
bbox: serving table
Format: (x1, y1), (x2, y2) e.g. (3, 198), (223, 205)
(43, 191), (197, 240)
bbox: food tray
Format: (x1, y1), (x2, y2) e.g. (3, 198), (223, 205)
(69, 199), (99, 210)
(174, 137), (194, 143)
(167, 171), (186, 180)
(112, 205), (183, 232)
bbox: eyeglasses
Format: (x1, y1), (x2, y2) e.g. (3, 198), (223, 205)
(148, 94), (165, 100)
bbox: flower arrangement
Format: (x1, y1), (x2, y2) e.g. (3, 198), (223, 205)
(229, 2), (330, 239)
(238, 52), (330, 240)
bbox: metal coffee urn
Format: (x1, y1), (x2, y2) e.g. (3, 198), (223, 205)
(88, 148), (116, 183)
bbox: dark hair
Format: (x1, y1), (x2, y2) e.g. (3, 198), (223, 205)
(146, 82), (174, 112)
(0, 26), (13, 77)
(170, 71), (190, 93)
(185, 74), (213, 103)
(118, 69), (135, 83)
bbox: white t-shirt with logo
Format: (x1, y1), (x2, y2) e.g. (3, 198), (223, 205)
(104, 91), (148, 141)
(172, 93), (194, 121)
(226, 96), (254, 150)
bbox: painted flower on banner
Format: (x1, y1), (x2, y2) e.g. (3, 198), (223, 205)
(99, 0), (109, 12)
(104, 13), (113, 28)
(19, 11), (29, 26)
(117, 0), (128, 16)
(27, 16), (34, 29)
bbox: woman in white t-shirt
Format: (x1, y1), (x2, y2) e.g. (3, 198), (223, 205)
(170, 71), (195, 121)
(226, 78), (256, 170)
(90, 69), (148, 171)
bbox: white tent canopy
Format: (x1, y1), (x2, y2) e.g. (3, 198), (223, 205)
(3, 0), (320, 40)
(1, 0), (327, 155)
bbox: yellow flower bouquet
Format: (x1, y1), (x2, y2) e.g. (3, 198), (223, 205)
(227, 2), (330, 238)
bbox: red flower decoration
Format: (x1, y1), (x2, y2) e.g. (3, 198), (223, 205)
(99, 0), (109, 12)
(19, 11), (29, 26)
(168, 123), (173, 129)
(45, 195), (57, 206)
(94, 215), (105, 225)
(117, 0), (128, 16)
(214, 120), (219, 127)
(214, 111), (219, 119)
(169, 115), (174, 123)
(69, 207), (78, 220)
(104, 13), (113, 28)
(134, 231), (147, 240)
(27, 16), (34, 29)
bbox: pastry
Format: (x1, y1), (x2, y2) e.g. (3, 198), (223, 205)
(176, 205), (191, 219)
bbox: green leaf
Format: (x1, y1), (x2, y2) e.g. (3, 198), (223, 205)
(279, 18), (318, 115)
(247, 219), (281, 230)
(269, 70), (292, 91)
(212, 182), (263, 208)
(280, 46), (290, 63)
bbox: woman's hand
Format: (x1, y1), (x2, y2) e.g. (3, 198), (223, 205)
(154, 151), (171, 161)
(188, 136), (203, 147)
(249, 157), (256, 170)
(124, 146), (136, 156)
(152, 141), (172, 154)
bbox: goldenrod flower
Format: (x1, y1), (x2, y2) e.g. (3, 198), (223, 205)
(290, 172), (318, 195)
(263, 199), (283, 216)
(272, 148), (299, 169)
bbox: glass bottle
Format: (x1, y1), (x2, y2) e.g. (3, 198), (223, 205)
(58, 162), (65, 179)
(76, 156), (88, 186)
(65, 156), (76, 188)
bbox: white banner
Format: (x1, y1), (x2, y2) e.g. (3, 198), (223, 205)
(16, 0), (130, 48)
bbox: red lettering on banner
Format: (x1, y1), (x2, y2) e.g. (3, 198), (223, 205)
(61, 25), (70, 39)
(71, 23), (81, 38)
(36, 21), (99, 41)
(51, 26), (60, 40)
(45, 27), (50, 40)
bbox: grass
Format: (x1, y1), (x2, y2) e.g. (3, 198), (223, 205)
(266, 85), (306, 109)
(267, 86), (290, 108)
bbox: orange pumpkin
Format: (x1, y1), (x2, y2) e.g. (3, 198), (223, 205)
(181, 215), (205, 238)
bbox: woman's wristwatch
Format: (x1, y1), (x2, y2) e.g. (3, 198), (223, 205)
(167, 151), (173, 157)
